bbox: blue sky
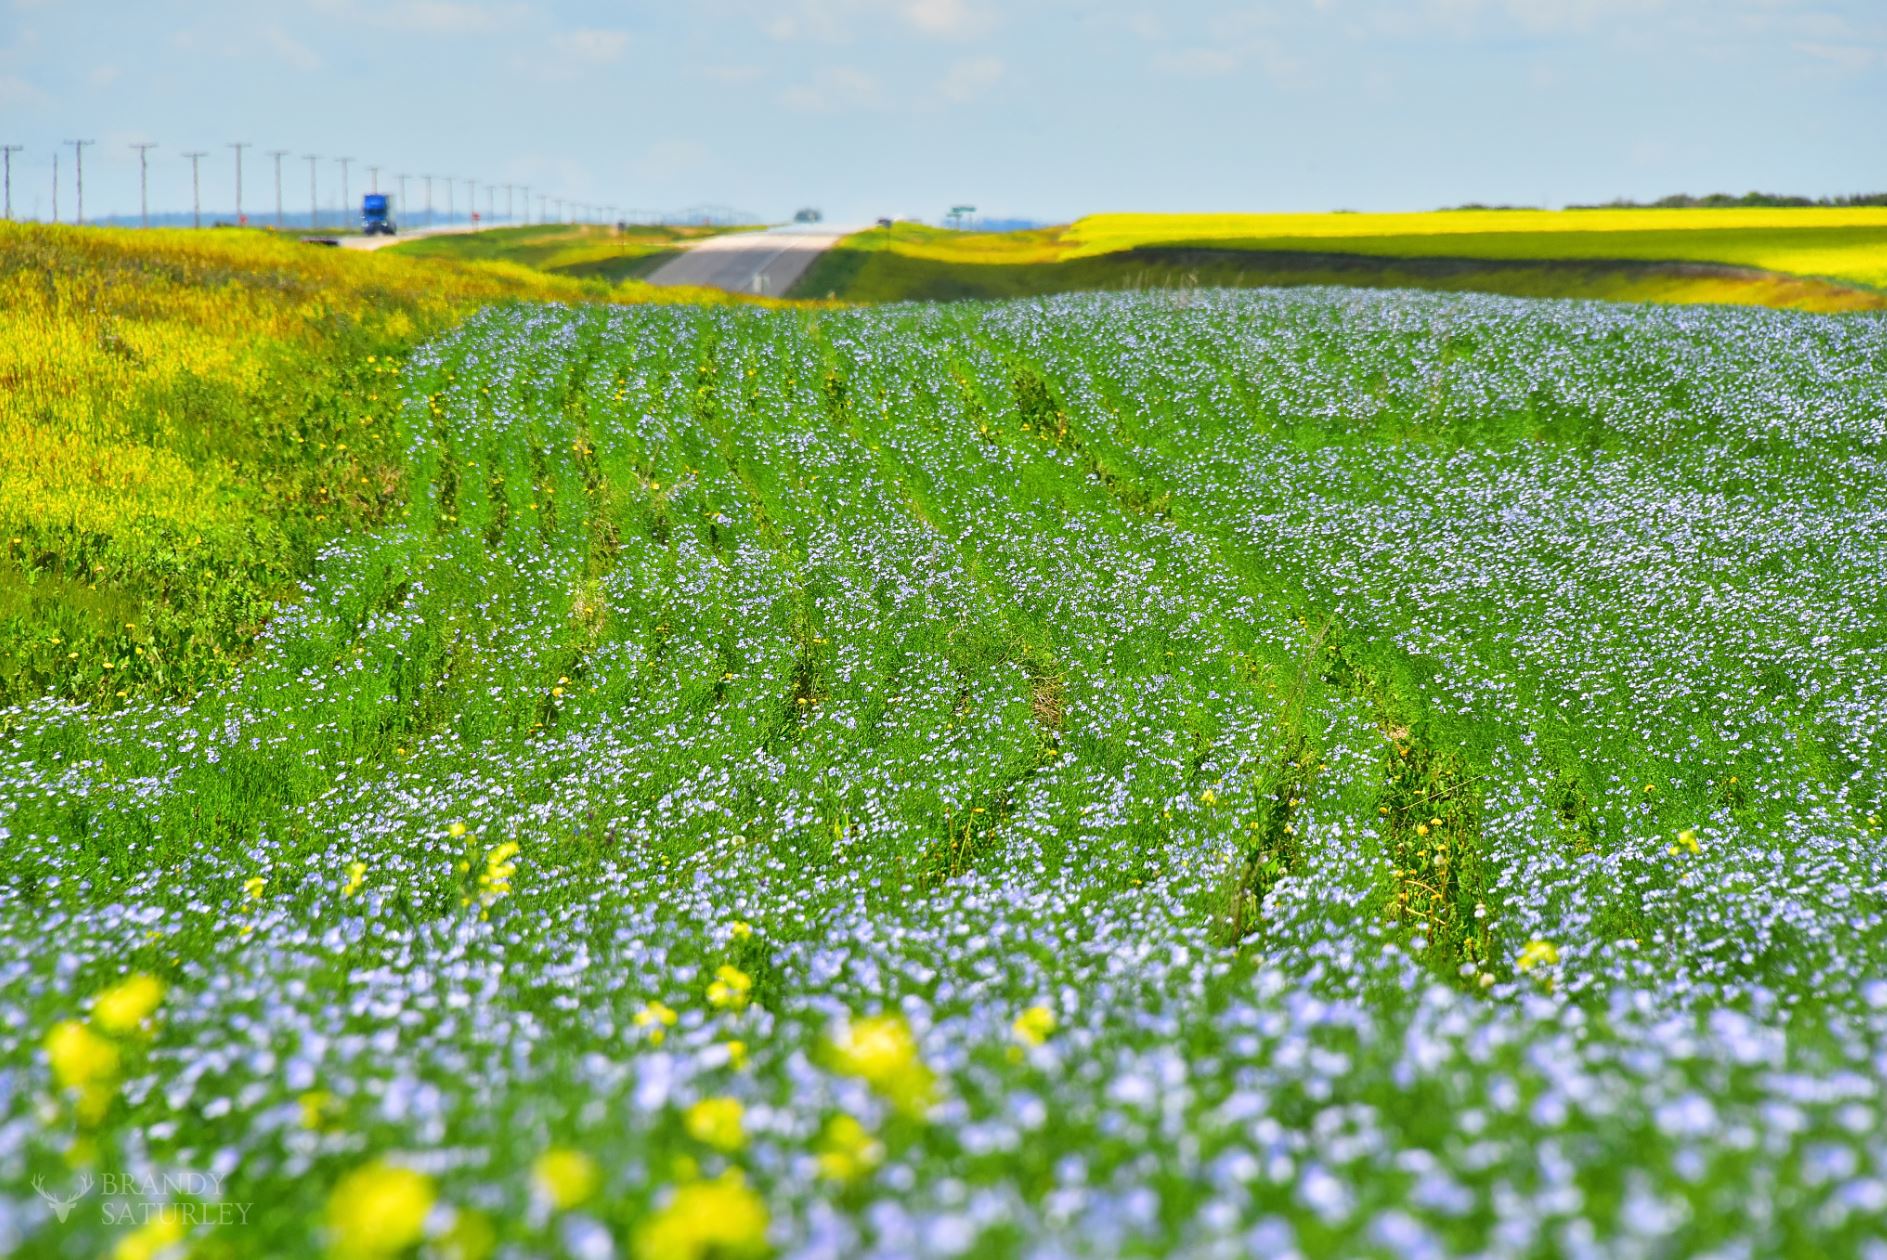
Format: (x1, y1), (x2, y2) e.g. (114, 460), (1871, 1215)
(2, 0), (1883, 224)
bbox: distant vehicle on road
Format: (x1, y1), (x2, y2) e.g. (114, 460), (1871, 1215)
(361, 193), (397, 236)
(794, 207), (823, 224)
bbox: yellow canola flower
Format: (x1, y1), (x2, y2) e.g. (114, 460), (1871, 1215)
(707, 964), (752, 1012)
(477, 841), (520, 906)
(1676, 828), (1701, 855)
(635, 1000), (679, 1046)
(447, 822), (468, 838)
(1012, 1005), (1057, 1048)
(816, 1114), (884, 1183)
(300, 1090), (341, 1131)
(684, 1096), (747, 1152)
(47, 1020), (119, 1089)
(92, 973), (166, 1036)
(326, 1160), (435, 1259)
(634, 1170), (770, 1260)
(1517, 940), (1560, 972)
(242, 876), (267, 902)
(532, 1147), (600, 1210)
(343, 861), (368, 898)
(727, 919), (754, 942)
(724, 1039), (750, 1070)
(112, 1214), (185, 1260)
(830, 1014), (935, 1113)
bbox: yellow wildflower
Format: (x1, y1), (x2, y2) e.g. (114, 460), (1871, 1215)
(1012, 1005), (1057, 1047)
(707, 964), (752, 1012)
(447, 821), (468, 838)
(300, 1090), (341, 1131)
(112, 1214), (185, 1260)
(242, 876), (266, 901)
(92, 974), (165, 1036)
(635, 1000), (679, 1046)
(684, 1096), (747, 1151)
(727, 920), (754, 942)
(830, 1014), (935, 1112)
(724, 1039), (750, 1070)
(532, 1147), (600, 1210)
(1516, 939), (1560, 972)
(477, 841), (520, 906)
(1676, 828), (1701, 855)
(634, 1170), (770, 1260)
(816, 1114), (884, 1183)
(46, 1020), (119, 1090)
(326, 1160), (435, 1259)
(343, 861), (368, 898)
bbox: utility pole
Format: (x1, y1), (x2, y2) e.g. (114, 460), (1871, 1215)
(183, 151), (206, 228)
(423, 174), (434, 227)
(505, 183), (514, 223)
(444, 176), (453, 225)
(268, 149), (288, 229)
(0, 144), (19, 220)
(65, 139), (94, 224)
(337, 157), (351, 230)
(486, 184), (494, 224)
(368, 163), (379, 193)
(521, 184), (531, 225)
(228, 141), (249, 224)
(130, 142), (158, 227)
(465, 178), (476, 228)
(303, 154), (319, 228)
(396, 172), (408, 219)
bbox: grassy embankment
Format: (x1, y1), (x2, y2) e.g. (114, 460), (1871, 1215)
(0, 222), (745, 709)
(792, 208), (1887, 311)
(388, 222), (746, 282)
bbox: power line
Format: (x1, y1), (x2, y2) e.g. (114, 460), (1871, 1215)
(268, 149), (289, 229)
(182, 150), (206, 229)
(130, 142), (158, 228)
(65, 139), (94, 224)
(228, 141), (250, 224)
(3, 145), (24, 221)
(303, 154), (320, 230)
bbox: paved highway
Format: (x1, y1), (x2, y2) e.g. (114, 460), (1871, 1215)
(336, 222), (482, 252)
(645, 225), (855, 296)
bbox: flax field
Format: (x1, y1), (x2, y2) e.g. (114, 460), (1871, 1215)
(4, 287), (1886, 1258)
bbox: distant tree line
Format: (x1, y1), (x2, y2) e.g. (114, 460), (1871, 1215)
(1568, 191), (1887, 209)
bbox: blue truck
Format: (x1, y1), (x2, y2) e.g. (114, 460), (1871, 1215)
(361, 193), (397, 236)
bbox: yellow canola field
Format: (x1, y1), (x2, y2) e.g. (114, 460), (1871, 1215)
(1062, 209), (1887, 289)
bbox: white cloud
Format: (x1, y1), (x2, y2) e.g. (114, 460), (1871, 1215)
(550, 28), (629, 64)
(1792, 40), (1879, 73)
(264, 27), (323, 71)
(940, 54), (1003, 103)
(86, 64), (120, 87)
(1153, 47), (1242, 77)
(901, 0), (992, 40)
(781, 65), (881, 112)
(0, 71), (45, 107)
(310, 0), (528, 34)
(745, 0), (994, 42)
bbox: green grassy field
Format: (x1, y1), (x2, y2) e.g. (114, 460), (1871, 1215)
(0, 223), (749, 712)
(794, 211), (1887, 311)
(4, 282), (1886, 1256)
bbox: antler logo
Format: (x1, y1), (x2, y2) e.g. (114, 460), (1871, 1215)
(31, 1173), (93, 1223)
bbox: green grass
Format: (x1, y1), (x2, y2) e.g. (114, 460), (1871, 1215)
(0, 223), (746, 711)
